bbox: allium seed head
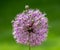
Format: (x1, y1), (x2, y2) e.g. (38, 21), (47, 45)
(12, 5), (48, 46)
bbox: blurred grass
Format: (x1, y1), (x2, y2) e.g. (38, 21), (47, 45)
(0, 0), (60, 50)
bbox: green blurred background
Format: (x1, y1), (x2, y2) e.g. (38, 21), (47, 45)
(0, 0), (60, 50)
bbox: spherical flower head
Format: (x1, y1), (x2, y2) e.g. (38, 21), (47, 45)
(12, 5), (48, 46)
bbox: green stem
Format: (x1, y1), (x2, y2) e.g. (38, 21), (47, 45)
(29, 43), (31, 50)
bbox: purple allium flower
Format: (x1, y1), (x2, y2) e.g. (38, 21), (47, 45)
(12, 5), (48, 46)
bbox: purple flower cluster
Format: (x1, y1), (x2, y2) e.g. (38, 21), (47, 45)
(12, 8), (48, 46)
